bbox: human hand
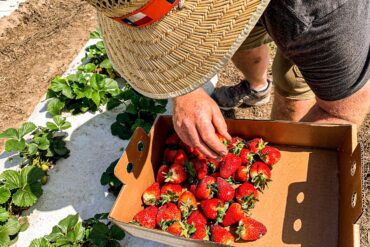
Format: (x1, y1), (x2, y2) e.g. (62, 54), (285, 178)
(172, 87), (231, 159)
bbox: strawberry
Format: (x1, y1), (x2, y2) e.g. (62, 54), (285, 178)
(236, 182), (259, 211)
(236, 217), (267, 241)
(156, 164), (169, 184)
(200, 199), (226, 222)
(142, 182), (160, 206)
(216, 177), (235, 202)
(221, 203), (245, 227)
(234, 165), (249, 182)
(165, 163), (187, 184)
(178, 191), (197, 218)
(216, 133), (229, 146)
(164, 148), (178, 163)
(156, 203), (181, 228)
(250, 161), (272, 190)
(165, 133), (180, 146)
(173, 149), (187, 166)
(246, 138), (266, 154)
(206, 158), (219, 174)
(189, 183), (197, 195)
(219, 153), (242, 179)
(167, 221), (196, 237)
(160, 183), (182, 203)
(240, 148), (254, 165)
(227, 137), (245, 155)
(260, 146), (281, 166)
(132, 206), (158, 229)
(210, 172), (220, 179)
(210, 225), (235, 245)
(194, 159), (208, 180)
(187, 210), (207, 229)
(191, 225), (210, 240)
(195, 176), (216, 200)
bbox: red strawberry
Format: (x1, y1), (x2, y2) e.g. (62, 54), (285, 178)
(173, 149), (187, 166)
(165, 163), (187, 184)
(166, 221), (183, 236)
(221, 203), (245, 227)
(195, 176), (216, 200)
(191, 225), (210, 240)
(164, 148), (178, 163)
(187, 210), (207, 229)
(216, 133), (229, 145)
(250, 161), (272, 190)
(156, 164), (169, 184)
(178, 191), (197, 217)
(260, 146), (281, 166)
(132, 206), (158, 229)
(240, 148), (254, 165)
(219, 153), (242, 179)
(236, 182), (259, 211)
(246, 138), (266, 154)
(234, 166), (249, 182)
(156, 203), (181, 228)
(210, 172), (220, 179)
(200, 199), (226, 222)
(160, 183), (182, 203)
(142, 182), (160, 206)
(236, 217), (267, 241)
(165, 133), (180, 146)
(216, 177), (235, 202)
(189, 184), (197, 195)
(206, 158), (219, 173)
(227, 137), (245, 155)
(194, 159), (208, 180)
(211, 225), (235, 245)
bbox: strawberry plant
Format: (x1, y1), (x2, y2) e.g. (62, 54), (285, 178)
(0, 214), (28, 247)
(100, 159), (122, 197)
(29, 213), (125, 247)
(0, 116), (71, 167)
(110, 86), (167, 140)
(46, 73), (121, 116)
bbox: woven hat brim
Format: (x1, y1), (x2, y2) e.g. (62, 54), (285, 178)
(98, 0), (270, 99)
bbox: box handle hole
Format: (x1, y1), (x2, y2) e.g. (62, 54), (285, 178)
(293, 219), (302, 232)
(137, 141), (144, 152)
(350, 160), (356, 176)
(296, 192), (304, 204)
(127, 162), (134, 173)
(351, 192), (357, 208)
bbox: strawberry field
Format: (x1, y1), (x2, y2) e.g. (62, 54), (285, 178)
(0, 1), (369, 247)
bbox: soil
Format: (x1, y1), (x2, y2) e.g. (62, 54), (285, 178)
(0, 0), (98, 148)
(0, 1), (368, 246)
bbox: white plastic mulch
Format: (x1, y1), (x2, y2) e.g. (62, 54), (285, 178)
(0, 0), (25, 18)
(0, 39), (217, 247)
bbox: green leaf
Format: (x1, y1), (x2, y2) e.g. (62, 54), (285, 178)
(12, 183), (42, 207)
(18, 122), (37, 138)
(19, 217), (29, 232)
(0, 207), (9, 222)
(60, 122), (71, 130)
(73, 222), (85, 242)
(0, 170), (21, 190)
(88, 222), (109, 246)
(109, 224), (125, 240)
(28, 143), (39, 155)
(58, 214), (79, 234)
(96, 41), (105, 50)
(5, 139), (26, 152)
(29, 238), (51, 247)
(0, 187), (11, 204)
(0, 128), (18, 139)
(79, 63), (96, 73)
(0, 226), (10, 247)
(46, 122), (58, 131)
(47, 98), (65, 116)
(33, 136), (50, 150)
(21, 166), (43, 185)
(104, 78), (120, 96)
(110, 122), (132, 140)
(91, 91), (101, 107)
(125, 104), (137, 114)
(5, 216), (21, 235)
(50, 77), (67, 92)
(90, 28), (102, 39)
(100, 59), (113, 69)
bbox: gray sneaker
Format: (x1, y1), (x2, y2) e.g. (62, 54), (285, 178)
(211, 79), (272, 110)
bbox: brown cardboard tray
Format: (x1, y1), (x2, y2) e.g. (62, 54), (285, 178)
(109, 116), (364, 247)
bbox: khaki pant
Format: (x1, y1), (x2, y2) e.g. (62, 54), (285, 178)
(238, 24), (315, 100)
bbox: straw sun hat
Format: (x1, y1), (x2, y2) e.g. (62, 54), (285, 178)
(85, 0), (270, 99)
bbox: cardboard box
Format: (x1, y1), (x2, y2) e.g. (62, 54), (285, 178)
(109, 116), (364, 247)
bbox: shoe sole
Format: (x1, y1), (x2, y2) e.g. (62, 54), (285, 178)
(218, 94), (271, 110)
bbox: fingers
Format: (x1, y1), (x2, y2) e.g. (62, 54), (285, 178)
(212, 104), (232, 140)
(196, 116), (228, 157)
